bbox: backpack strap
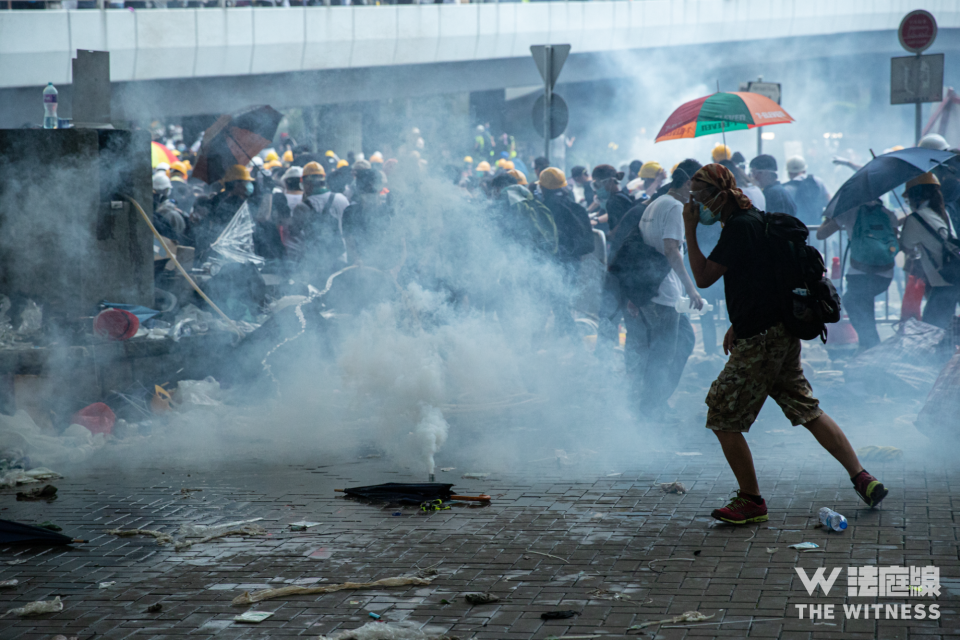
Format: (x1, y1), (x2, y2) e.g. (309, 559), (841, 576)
(909, 211), (952, 246)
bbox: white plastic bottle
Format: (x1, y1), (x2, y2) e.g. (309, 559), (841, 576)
(675, 296), (714, 317)
(818, 507), (848, 532)
(43, 83), (58, 129)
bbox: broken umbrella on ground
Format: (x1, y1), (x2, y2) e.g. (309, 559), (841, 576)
(232, 574), (438, 606)
(336, 483), (490, 505)
(0, 518), (83, 545)
(15, 484), (57, 501)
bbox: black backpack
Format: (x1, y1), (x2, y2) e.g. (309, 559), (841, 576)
(750, 208), (841, 342)
(607, 227), (671, 308)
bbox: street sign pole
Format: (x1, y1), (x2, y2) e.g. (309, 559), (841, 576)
(544, 45), (552, 163)
(895, 10), (939, 144)
(915, 53), (923, 144)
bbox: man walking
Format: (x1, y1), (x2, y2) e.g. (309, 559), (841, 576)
(683, 164), (887, 524)
(749, 155), (797, 218)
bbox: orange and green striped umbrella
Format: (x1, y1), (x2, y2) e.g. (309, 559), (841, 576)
(656, 92), (794, 143)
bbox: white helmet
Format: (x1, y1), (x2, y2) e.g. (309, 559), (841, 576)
(918, 133), (949, 151)
(785, 156), (807, 174)
(154, 162), (170, 173)
(152, 173), (172, 192)
(281, 166), (303, 182)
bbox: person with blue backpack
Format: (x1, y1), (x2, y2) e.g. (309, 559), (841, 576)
(816, 199), (900, 351)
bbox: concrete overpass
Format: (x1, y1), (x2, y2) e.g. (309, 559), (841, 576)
(1, 0), (959, 126)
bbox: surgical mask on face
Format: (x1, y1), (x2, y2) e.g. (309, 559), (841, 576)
(699, 202), (721, 225)
(595, 186), (610, 202)
(244, 182), (255, 196)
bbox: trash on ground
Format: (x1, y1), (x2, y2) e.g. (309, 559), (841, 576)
(174, 524), (266, 551)
(368, 612), (381, 619)
(541, 610), (579, 620)
(5, 559), (26, 565)
(1, 596), (63, 618)
(0, 467), (61, 488)
(316, 621), (454, 640)
(232, 574), (438, 606)
(37, 522), (62, 532)
(818, 507), (848, 532)
(174, 377), (223, 411)
(464, 593), (500, 605)
(589, 588), (630, 601)
(234, 611), (274, 623)
(99, 581), (116, 589)
(440, 468), (455, 472)
(0, 579), (18, 588)
(526, 550), (568, 563)
(460, 473), (489, 479)
(648, 558), (696, 573)
(856, 446), (904, 462)
(178, 518), (263, 538)
(16, 484), (57, 501)
(659, 482), (687, 494)
(106, 529), (174, 545)
(146, 603), (162, 613)
(766, 548), (778, 554)
(70, 403), (116, 436)
(289, 521), (321, 530)
(788, 542), (820, 550)
(630, 611), (713, 630)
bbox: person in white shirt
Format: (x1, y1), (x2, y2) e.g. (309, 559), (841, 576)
(899, 172), (960, 328)
(625, 158), (703, 421)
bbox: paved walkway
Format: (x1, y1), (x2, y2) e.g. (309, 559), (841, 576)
(0, 418), (955, 640)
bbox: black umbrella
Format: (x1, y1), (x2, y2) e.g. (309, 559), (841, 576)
(825, 147), (957, 218)
(0, 519), (83, 545)
(336, 483), (490, 504)
(192, 105), (283, 184)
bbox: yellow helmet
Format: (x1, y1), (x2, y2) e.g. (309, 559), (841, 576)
(337, 159), (349, 169)
(639, 161), (662, 179)
(222, 164), (254, 182)
(370, 151), (384, 164)
(265, 150), (280, 163)
(464, 156), (473, 164)
(264, 160), (283, 171)
(282, 150), (294, 163)
(538, 167), (567, 190)
(712, 144), (732, 162)
(325, 150), (336, 158)
(302, 161), (326, 178)
(501, 160), (515, 170)
(476, 161), (491, 172)
(169, 161), (188, 176)
(507, 169), (527, 186)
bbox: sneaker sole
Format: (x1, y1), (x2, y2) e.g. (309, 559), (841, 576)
(711, 512), (769, 525)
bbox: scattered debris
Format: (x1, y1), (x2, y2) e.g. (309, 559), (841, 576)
(174, 524), (266, 551)
(440, 468), (455, 472)
(0, 467), (61, 488)
(662, 616), (784, 629)
(0, 579), (18, 588)
(658, 482), (686, 494)
(232, 575), (438, 606)
(541, 610), (578, 620)
(106, 529), (174, 545)
(440, 599), (451, 605)
(368, 612), (381, 620)
(416, 564), (441, 579)
(289, 521), (321, 531)
(460, 473), (489, 480)
(856, 446), (904, 462)
(647, 558), (696, 574)
(629, 611), (713, 630)
(16, 485), (57, 502)
(464, 593), (500, 605)
(317, 621), (457, 640)
(787, 542), (820, 550)
(37, 521), (62, 532)
(5, 559), (26, 565)
(234, 611), (274, 623)
(178, 518), (263, 538)
(526, 550), (568, 564)
(99, 581), (116, 589)
(1, 596), (63, 618)
(766, 548), (778, 554)
(693, 550), (701, 556)
(588, 588), (635, 602)
(180, 488), (203, 495)
(146, 603), (162, 613)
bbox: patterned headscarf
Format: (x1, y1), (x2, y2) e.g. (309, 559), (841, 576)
(692, 163), (752, 210)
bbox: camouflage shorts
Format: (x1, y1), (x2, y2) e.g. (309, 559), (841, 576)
(705, 323), (823, 433)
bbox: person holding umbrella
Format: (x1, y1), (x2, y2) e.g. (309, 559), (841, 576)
(683, 163), (887, 524)
(899, 173), (960, 328)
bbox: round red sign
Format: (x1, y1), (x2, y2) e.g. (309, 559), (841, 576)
(899, 10), (937, 53)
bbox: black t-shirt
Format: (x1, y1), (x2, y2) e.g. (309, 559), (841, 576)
(707, 209), (780, 339)
(605, 191), (635, 229)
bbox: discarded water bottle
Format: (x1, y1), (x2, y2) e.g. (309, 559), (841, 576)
(43, 83), (58, 129)
(675, 296), (714, 316)
(818, 507), (848, 532)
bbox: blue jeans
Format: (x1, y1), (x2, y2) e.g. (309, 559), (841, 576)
(843, 274), (891, 351)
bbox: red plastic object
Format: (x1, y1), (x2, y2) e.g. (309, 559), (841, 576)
(93, 309), (139, 341)
(902, 274), (925, 322)
(70, 402), (116, 435)
(827, 318), (859, 345)
(830, 256), (841, 280)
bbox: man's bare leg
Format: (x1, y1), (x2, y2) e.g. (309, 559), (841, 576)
(802, 412), (863, 477)
(713, 430), (761, 495)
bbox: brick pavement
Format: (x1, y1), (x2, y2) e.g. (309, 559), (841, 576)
(0, 413), (956, 640)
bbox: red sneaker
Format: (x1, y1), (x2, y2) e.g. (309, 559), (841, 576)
(852, 471), (888, 508)
(711, 492), (768, 524)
